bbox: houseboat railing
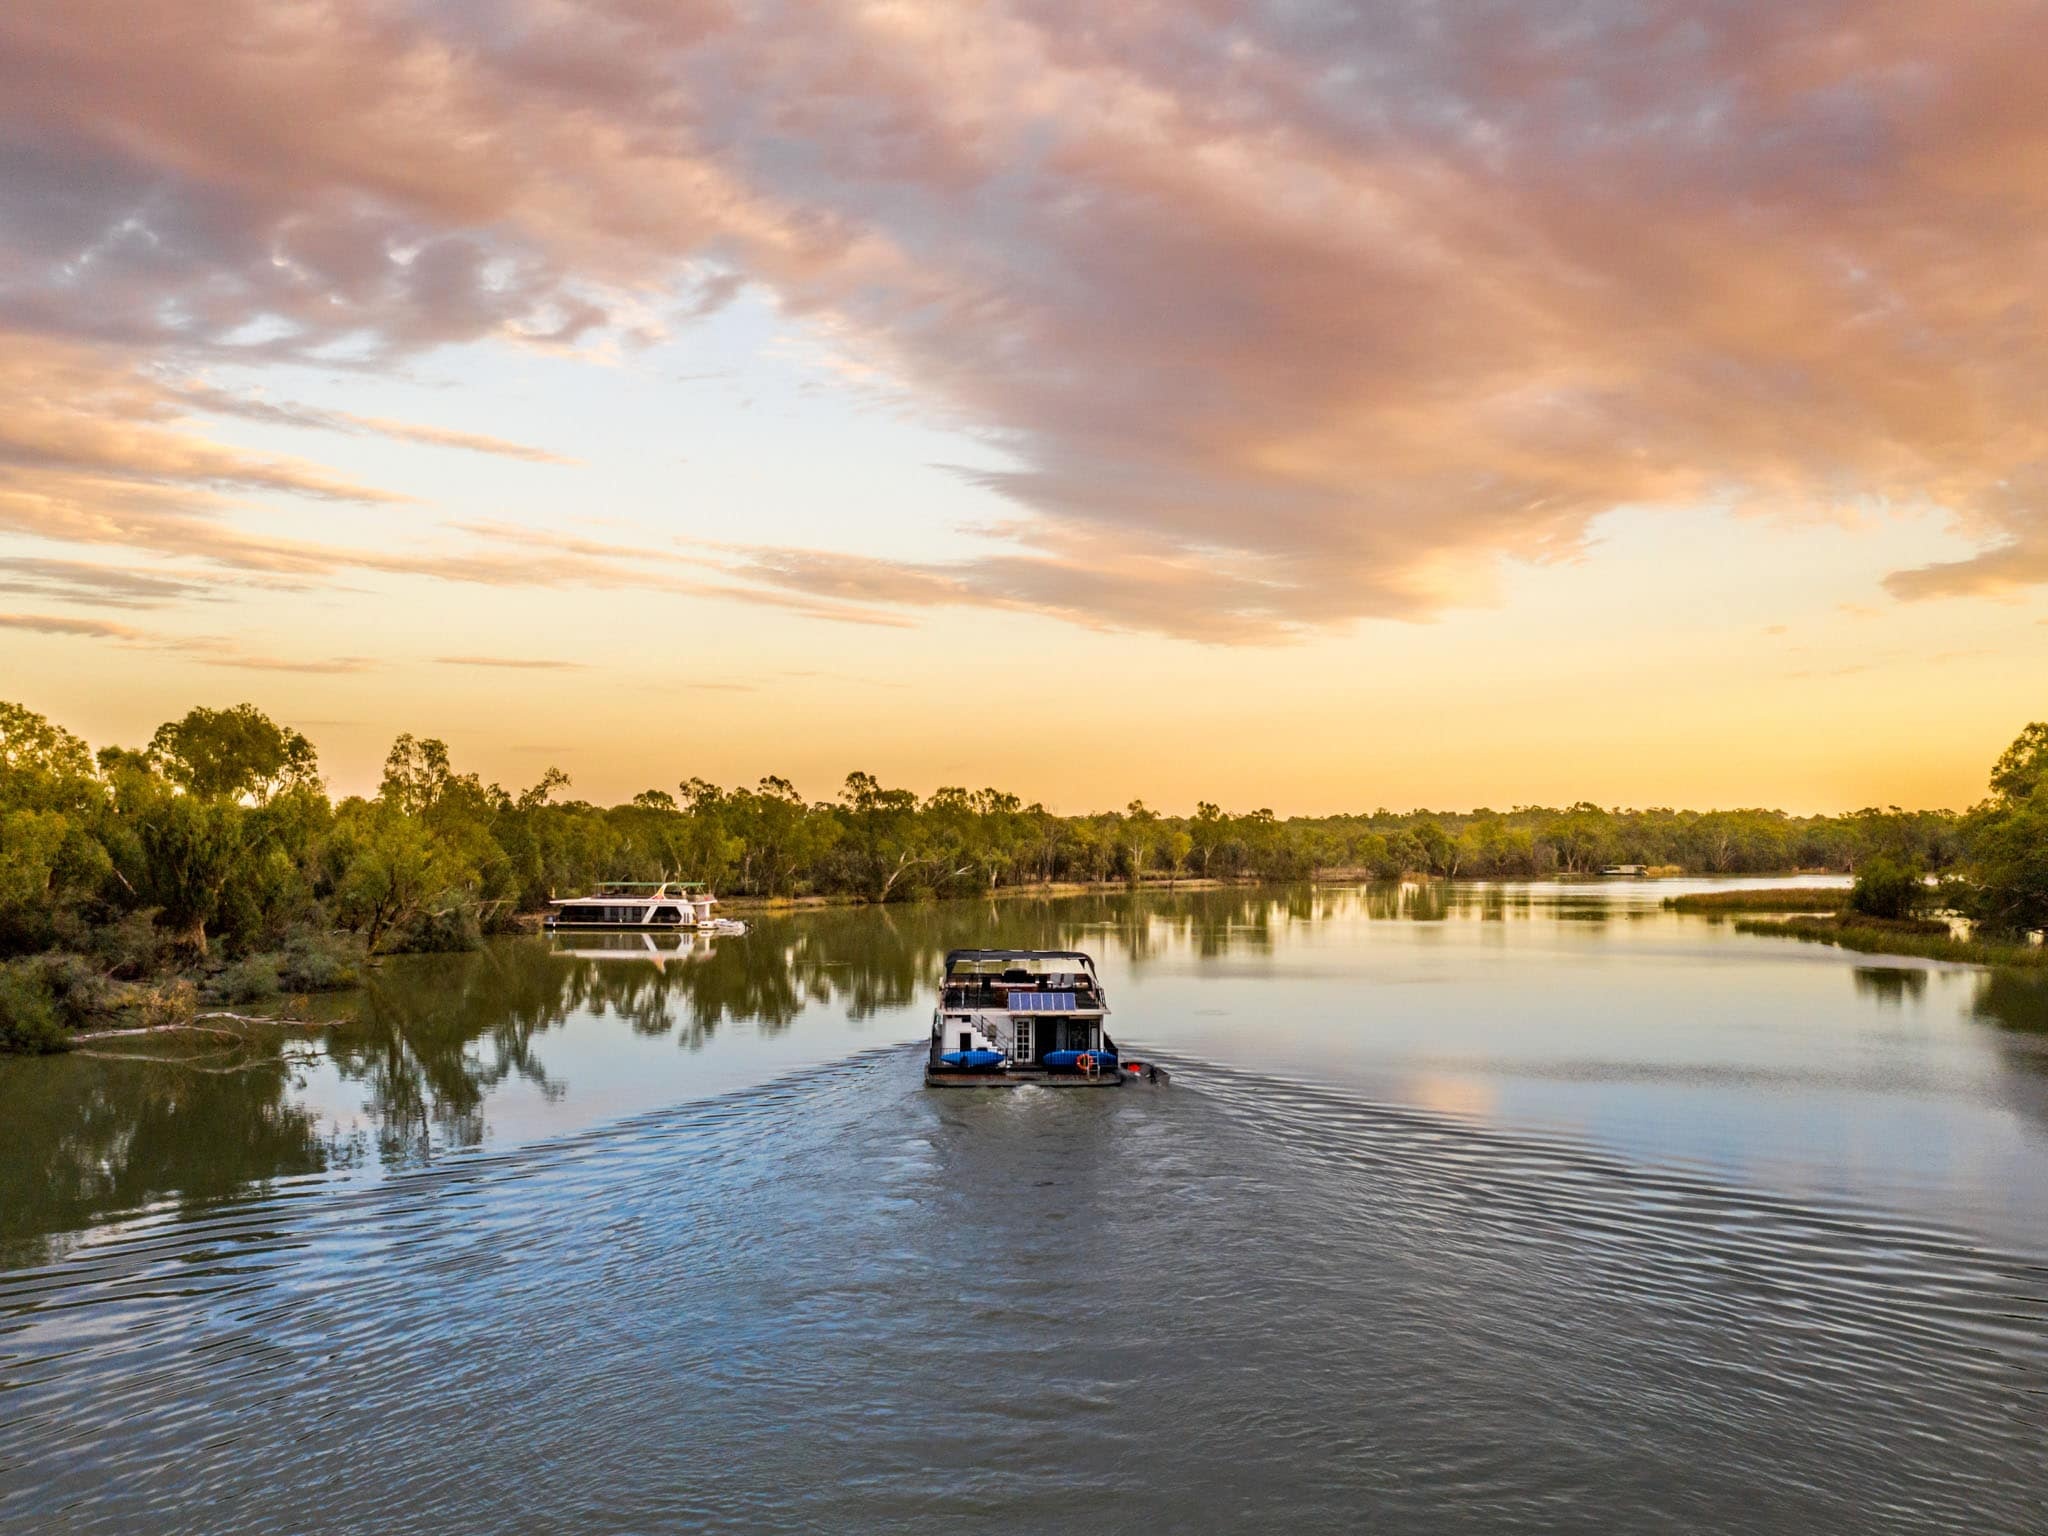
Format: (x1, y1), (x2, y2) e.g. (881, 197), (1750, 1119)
(941, 985), (1104, 1010)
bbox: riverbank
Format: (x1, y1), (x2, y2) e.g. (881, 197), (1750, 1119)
(0, 930), (363, 1054)
(1732, 914), (2048, 969)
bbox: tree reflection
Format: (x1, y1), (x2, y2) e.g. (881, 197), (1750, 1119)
(1968, 968), (2048, 1036)
(0, 1046), (332, 1266)
(1852, 967), (1930, 1007)
(1964, 969), (2048, 1143)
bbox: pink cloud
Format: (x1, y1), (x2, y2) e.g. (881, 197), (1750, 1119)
(1, 0), (2046, 637)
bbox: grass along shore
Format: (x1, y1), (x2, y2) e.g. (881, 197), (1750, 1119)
(1732, 914), (2048, 969)
(1663, 888), (1850, 913)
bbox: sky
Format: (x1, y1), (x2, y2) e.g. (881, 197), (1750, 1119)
(1, 0), (2044, 814)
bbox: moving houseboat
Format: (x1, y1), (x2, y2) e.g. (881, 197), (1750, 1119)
(543, 881), (722, 931)
(926, 949), (1160, 1087)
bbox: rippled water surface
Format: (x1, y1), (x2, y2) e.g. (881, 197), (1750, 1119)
(5, 881), (2048, 1533)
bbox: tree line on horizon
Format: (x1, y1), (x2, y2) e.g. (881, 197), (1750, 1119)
(0, 699), (2036, 976)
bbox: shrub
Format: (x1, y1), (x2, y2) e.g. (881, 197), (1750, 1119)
(29, 952), (114, 1028)
(213, 954), (281, 1004)
(1850, 856), (1927, 921)
(386, 903), (482, 955)
(139, 980), (197, 1030)
(276, 927), (362, 992)
(81, 908), (169, 980)
(0, 964), (69, 1053)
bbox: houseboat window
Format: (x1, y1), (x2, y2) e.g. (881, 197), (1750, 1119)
(651, 906), (681, 923)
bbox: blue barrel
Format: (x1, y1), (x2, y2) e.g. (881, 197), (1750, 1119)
(1041, 1049), (1117, 1070)
(940, 1049), (1007, 1069)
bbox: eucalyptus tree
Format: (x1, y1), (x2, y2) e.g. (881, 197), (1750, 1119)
(147, 704), (319, 804)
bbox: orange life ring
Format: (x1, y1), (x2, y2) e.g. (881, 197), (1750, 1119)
(1076, 1052), (1097, 1075)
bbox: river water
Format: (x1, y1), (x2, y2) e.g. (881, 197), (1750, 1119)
(4, 881), (2047, 1533)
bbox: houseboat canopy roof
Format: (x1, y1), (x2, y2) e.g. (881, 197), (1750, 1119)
(548, 881), (711, 904)
(943, 949), (1098, 977)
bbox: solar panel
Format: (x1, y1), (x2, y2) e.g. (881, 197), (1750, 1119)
(1009, 991), (1076, 1011)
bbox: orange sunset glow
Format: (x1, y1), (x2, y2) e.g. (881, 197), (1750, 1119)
(3, 0), (2045, 810)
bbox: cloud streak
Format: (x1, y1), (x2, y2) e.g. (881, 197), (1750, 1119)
(0, 612), (144, 639)
(3, 0), (2047, 636)
(177, 385), (579, 464)
(0, 557), (216, 607)
(1, 609), (375, 671)
(434, 654), (588, 670)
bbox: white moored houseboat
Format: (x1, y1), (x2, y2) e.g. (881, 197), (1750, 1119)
(925, 949), (1163, 1088)
(543, 880), (727, 932)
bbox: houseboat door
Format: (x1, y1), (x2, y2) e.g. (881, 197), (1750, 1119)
(1035, 1018), (1060, 1063)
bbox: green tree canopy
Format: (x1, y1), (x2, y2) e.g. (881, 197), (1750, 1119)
(0, 702), (97, 815)
(148, 704), (318, 803)
(1988, 723), (2048, 806)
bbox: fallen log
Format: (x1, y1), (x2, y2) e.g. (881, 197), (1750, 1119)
(70, 1012), (342, 1043)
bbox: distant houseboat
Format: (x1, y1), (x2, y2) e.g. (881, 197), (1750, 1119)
(1601, 864), (1649, 877)
(543, 881), (721, 931)
(925, 949), (1162, 1087)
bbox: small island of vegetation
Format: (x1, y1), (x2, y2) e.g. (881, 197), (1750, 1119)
(1, 698), (2043, 1053)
